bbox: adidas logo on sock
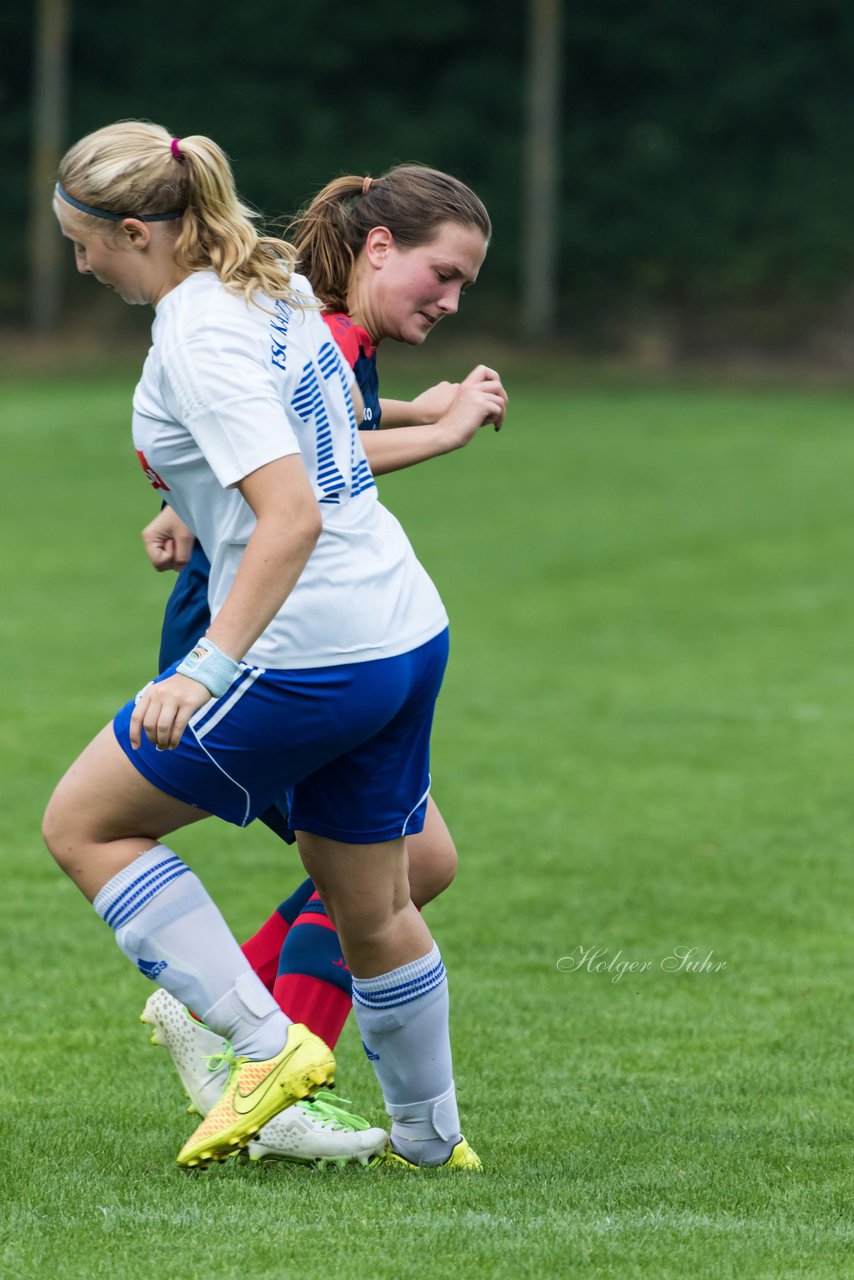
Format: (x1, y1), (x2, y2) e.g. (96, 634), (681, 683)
(137, 958), (168, 980)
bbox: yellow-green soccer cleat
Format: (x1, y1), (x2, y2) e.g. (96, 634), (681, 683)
(177, 1023), (335, 1168)
(382, 1137), (482, 1171)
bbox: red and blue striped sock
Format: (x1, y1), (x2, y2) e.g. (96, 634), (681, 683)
(273, 892), (353, 1049)
(241, 877), (315, 993)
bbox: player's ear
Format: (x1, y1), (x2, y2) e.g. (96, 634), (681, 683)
(118, 218), (152, 250)
(364, 226), (393, 268)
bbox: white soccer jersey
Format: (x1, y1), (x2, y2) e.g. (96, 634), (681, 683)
(132, 270), (447, 669)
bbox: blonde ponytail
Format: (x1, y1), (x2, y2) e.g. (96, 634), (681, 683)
(58, 121), (300, 305)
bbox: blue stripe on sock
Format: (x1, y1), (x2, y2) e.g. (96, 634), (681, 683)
(297, 898), (330, 918)
(101, 854), (184, 927)
(352, 959), (446, 1009)
(102, 857), (188, 930)
(107, 866), (190, 931)
(276, 878), (315, 926)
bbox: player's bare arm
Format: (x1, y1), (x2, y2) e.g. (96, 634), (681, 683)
(131, 454), (321, 751)
(380, 381), (459, 427)
(362, 366), (508, 476)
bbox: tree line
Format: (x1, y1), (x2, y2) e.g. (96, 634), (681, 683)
(4, 0), (854, 348)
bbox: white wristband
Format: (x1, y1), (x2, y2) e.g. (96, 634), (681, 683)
(176, 637), (240, 698)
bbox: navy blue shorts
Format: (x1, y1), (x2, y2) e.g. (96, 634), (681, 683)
(113, 628), (449, 844)
(159, 541), (212, 672)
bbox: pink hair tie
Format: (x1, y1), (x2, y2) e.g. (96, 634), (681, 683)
(362, 175), (372, 195)
(171, 138), (184, 162)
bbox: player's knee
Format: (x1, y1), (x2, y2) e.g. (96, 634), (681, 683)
(407, 831), (458, 908)
(42, 789), (70, 867)
(422, 839), (458, 903)
(316, 880), (407, 949)
(42, 785), (87, 873)
(334, 907), (410, 961)
(321, 892), (390, 942)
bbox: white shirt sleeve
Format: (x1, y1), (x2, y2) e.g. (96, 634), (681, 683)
(160, 312), (302, 489)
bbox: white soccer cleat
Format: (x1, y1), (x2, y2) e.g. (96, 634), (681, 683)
(140, 987), (232, 1117)
(247, 1093), (388, 1166)
(141, 989), (386, 1165)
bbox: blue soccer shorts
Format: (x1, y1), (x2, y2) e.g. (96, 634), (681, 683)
(113, 627), (449, 844)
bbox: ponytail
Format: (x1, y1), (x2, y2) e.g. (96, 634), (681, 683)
(291, 164), (491, 312)
(57, 121), (299, 305)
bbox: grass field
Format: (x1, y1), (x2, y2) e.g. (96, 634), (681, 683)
(1, 364), (852, 1278)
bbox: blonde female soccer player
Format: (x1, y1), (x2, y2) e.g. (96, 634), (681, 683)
(42, 122), (503, 1169)
(140, 165), (506, 1165)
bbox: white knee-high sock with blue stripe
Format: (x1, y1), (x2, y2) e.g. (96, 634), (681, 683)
(351, 942), (461, 1166)
(94, 845), (291, 1060)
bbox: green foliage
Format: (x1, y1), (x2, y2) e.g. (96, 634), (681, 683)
(561, 0), (854, 306)
(6, 2), (854, 332)
(1, 369), (854, 1276)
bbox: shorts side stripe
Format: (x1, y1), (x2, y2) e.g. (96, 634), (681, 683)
(190, 666), (264, 739)
(401, 773), (431, 837)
